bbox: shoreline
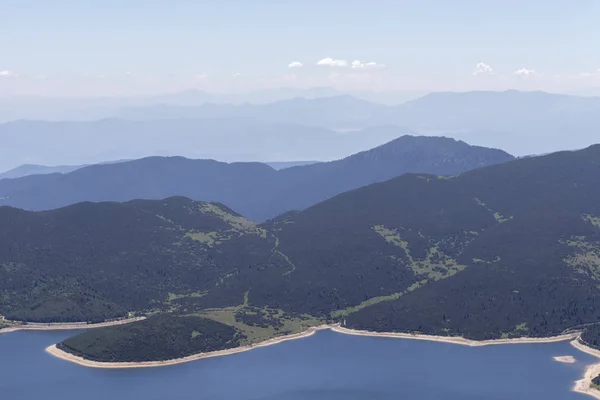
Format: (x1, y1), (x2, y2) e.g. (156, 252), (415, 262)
(334, 326), (600, 399)
(330, 325), (581, 346)
(571, 339), (600, 400)
(46, 324), (332, 369)
(0, 316), (145, 334)
(30, 322), (600, 399)
(553, 355), (576, 364)
(46, 323), (581, 368)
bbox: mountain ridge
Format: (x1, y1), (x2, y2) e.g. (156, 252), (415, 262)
(0, 135), (514, 221)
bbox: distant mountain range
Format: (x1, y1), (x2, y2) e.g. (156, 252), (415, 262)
(111, 90), (600, 155)
(0, 159), (133, 180)
(0, 135), (514, 221)
(1, 90), (599, 166)
(112, 95), (386, 129)
(0, 160), (317, 180)
(0, 119), (413, 171)
(1, 143), (600, 362)
(0, 87), (426, 122)
(0, 164), (84, 180)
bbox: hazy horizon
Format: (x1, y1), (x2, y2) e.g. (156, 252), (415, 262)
(2, 0), (600, 97)
(2, 1), (600, 172)
(1, 87), (599, 101)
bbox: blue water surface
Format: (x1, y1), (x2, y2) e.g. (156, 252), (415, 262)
(0, 329), (595, 400)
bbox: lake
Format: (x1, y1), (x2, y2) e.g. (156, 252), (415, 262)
(0, 329), (596, 400)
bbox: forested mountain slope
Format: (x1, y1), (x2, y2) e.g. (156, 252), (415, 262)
(0, 197), (276, 322)
(1, 145), (600, 360)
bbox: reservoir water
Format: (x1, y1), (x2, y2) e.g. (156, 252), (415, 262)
(0, 329), (596, 400)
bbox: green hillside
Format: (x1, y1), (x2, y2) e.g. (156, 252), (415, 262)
(0, 197), (277, 322)
(1, 145), (600, 360)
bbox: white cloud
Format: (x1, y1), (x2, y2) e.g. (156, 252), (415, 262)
(351, 60), (385, 69)
(194, 73), (208, 80)
(578, 69), (600, 78)
(316, 57), (348, 67)
(232, 72), (241, 78)
(0, 70), (18, 78)
(288, 61), (303, 68)
(513, 68), (536, 76)
(473, 62), (493, 76)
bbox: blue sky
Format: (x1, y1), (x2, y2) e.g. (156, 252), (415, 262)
(1, 0), (599, 95)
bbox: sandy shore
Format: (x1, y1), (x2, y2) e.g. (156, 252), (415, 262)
(571, 339), (600, 399)
(46, 324), (332, 369)
(0, 316), (145, 334)
(46, 323), (581, 369)
(553, 355), (576, 364)
(330, 325), (580, 346)
(31, 322), (600, 399)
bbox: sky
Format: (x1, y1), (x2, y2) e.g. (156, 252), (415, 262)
(1, 0), (600, 96)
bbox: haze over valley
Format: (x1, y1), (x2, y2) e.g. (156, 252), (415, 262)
(2, 90), (600, 170)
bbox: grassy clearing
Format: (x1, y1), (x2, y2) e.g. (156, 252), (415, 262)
(562, 237), (600, 280)
(332, 279), (428, 318)
(515, 322), (529, 332)
(472, 256), (501, 264)
(185, 231), (222, 247)
(473, 197), (513, 223)
(199, 203), (256, 230)
(155, 214), (175, 224)
(373, 225), (409, 250)
(199, 307), (323, 345)
(332, 293), (403, 318)
(499, 323), (529, 339)
(185, 203), (269, 247)
(414, 247), (466, 280)
(584, 214), (600, 228)
(191, 290), (323, 345)
(566, 252), (600, 279)
(372, 225), (466, 280)
(199, 203), (268, 238)
(493, 212), (510, 223)
(166, 291), (207, 304)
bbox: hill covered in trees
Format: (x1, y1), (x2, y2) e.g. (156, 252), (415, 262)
(0, 197), (275, 322)
(58, 315), (244, 363)
(0, 135), (513, 221)
(1, 144), (600, 361)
